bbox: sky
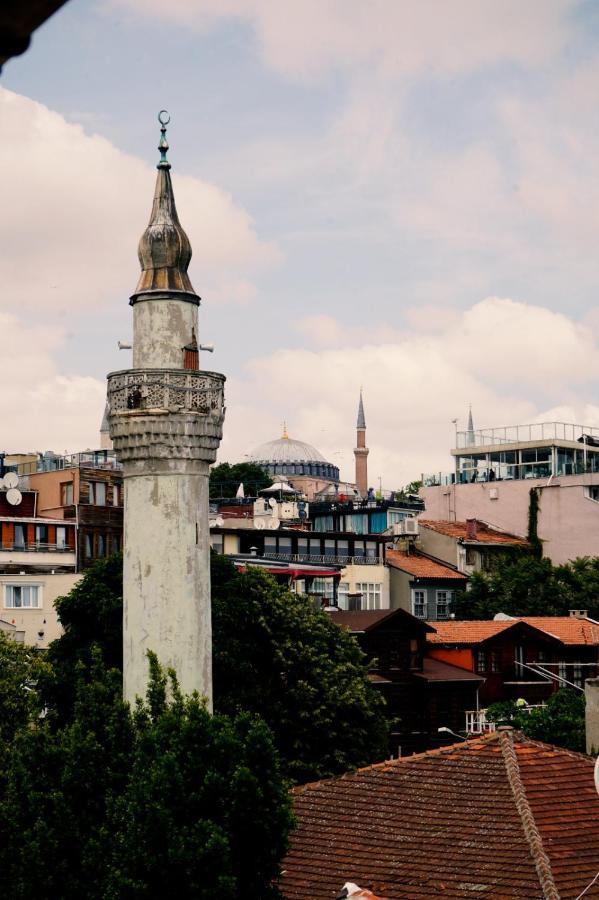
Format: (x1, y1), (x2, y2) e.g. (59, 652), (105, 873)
(4, 0), (599, 488)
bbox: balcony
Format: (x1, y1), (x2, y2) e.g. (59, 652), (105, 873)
(0, 542), (76, 568)
(455, 421), (599, 450)
(107, 368), (225, 417)
(19, 450), (122, 475)
(259, 552), (383, 566)
(465, 704), (546, 734)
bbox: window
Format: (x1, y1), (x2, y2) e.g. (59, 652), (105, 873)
(558, 661), (567, 683)
(5, 585), (40, 608)
(310, 577), (335, 601)
(356, 582), (382, 610)
(264, 536), (277, 555)
(97, 534), (106, 557)
(112, 484), (120, 506)
(573, 663), (583, 688)
(436, 590), (453, 619)
(14, 524), (25, 549)
(338, 582), (349, 609)
(476, 650), (487, 673)
(111, 534), (121, 554)
(84, 534), (92, 557)
(61, 482), (74, 506)
(35, 525), (48, 545)
(412, 589), (427, 619)
(490, 650), (501, 673)
(56, 526), (66, 549)
(89, 481), (106, 505)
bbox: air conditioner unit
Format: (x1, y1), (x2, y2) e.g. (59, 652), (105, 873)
(401, 518), (419, 536)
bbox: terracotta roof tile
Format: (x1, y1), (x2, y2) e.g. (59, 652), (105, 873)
(419, 519), (529, 545)
(517, 616), (599, 646)
(281, 731), (599, 899)
(426, 619), (520, 644)
(386, 549), (467, 580)
(427, 617), (599, 647)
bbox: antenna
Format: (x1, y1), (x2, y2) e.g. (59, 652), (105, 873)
(199, 344), (214, 353)
(118, 341), (132, 350)
(2, 472), (19, 489)
(6, 488), (22, 506)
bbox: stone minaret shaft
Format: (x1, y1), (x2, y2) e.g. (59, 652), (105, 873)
(107, 113), (225, 707)
(354, 390), (369, 496)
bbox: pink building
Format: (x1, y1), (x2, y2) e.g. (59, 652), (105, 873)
(421, 420), (599, 564)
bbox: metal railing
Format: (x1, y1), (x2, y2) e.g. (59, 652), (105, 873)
(466, 704), (546, 734)
(0, 542), (74, 553)
(262, 552), (383, 566)
(456, 421), (599, 449)
(19, 450), (122, 475)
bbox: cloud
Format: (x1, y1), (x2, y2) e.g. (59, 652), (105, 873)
(294, 314), (404, 348)
(114, 0), (573, 80)
(217, 296), (599, 487)
(1, 313), (105, 453)
(0, 88), (278, 315)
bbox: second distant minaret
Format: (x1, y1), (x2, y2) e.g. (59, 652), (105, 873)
(354, 390), (369, 496)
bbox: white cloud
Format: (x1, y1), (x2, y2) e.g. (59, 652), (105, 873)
(1, 313), (105, 453)
(0, 88), (278, 315)
(114, 0), (573, 80)
(217, 296), (599, 487)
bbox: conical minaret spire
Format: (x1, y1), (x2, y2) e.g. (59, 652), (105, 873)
(467, 405), (475, 446)
(354, 389), (369, 497)
(132, 111), (196, 300)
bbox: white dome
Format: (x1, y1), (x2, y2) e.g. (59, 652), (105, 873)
(249, 436), (326, 464)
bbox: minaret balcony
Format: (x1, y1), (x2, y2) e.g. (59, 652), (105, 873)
(107, 368), (225, 418)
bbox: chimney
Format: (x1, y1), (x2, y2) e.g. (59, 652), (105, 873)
(569, 609), (588, 618)
(466, 518), (477, 540)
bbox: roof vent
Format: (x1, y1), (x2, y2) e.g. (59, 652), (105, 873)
(569, 609), (588, 618)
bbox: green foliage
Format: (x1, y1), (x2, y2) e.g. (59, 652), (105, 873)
(487, 689), (586, 753)
(211, 556), (389, 783)
(0, 654), (292, 900)
(39, 554), (123, 723)
(209, 462), (272, 499)
(454, 554), (599, 620)
(43, 553), (388, 783)
(0, 632), (49, 749)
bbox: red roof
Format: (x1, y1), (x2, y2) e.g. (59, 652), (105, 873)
(386, 549), (467, 580)
(281, 730), (599, 899)
(419, 519), (528, 545)
(330, 608), (435, 634)
(518, 616), (599, 646)
(414, 657), (484, 683)
(427, 619), (521, 644)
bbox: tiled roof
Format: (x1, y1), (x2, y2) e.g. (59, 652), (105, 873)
(419, 519), (529, 545)
(414, 658), (484, 683)
(426, 619), (520, 644)
(386, 549), (467, 580)
(330, 608), (435, 634)
(281, 730), (599, 899)
(518, 616), (599, 646)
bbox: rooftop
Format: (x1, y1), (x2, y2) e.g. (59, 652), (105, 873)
(282, 730), (599, 899)
(427, 619), (560, 646)
(512, 616), (599, 646)
(386, 548), (467, 580)
(455, 420), (599, 450)
(329, 608), (435, 634)
(418, 519), (528, 546)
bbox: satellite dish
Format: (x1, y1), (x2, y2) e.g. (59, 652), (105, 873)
(6, 488), (22, 506)
(268, 497), (278, 509)
(254, 519), (266, 530)
(266, 518), (280, 530)
(3, 472), (18, 489)
(595, 756), (599, 797)
(209, 519), (217, 528)
(215, 516), (224, 527)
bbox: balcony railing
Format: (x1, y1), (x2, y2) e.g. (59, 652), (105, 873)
(465, 704), (546, 734)
(456, 421), (599, 450)
(261, 552), (382, 566)
(18, 450), (122, 475)
(107, 368), (225, 417)
(1, 542), (74, 553)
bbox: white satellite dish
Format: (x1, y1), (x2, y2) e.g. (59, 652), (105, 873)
(6, 488), (22, 506)
(266, 518), (280, 530)
(209, 519), (217, 528)
(254, 518), (266, 530)
(594, 755), (599, 797)
(268, 497), (278, 509)
(215, 516), (224, 527)
(3, 472), (18, 489)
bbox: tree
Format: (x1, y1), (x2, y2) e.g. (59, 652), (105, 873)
(454, 554), (599, 620)
(40, 554), (123, 723)
(0, 654), (292, 900)
(209, 462), (272, 499)
(211, 555), (389, 783)
(0, 631), (49, 748)
(43, 553), (389, 783)
(486, 689), (586, 753)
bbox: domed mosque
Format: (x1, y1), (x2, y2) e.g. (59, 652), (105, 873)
(248, 424), (340, 500)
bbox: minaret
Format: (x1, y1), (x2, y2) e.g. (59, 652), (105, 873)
(107, 112), (225, 706)
(467, 405), (475, 446)
(354, 390), (369, 496)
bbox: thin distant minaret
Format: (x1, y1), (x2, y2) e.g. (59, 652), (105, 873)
(107, 112), (225, 706)
(354, 390), (369, 496)
(467, 405), (475, 446)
